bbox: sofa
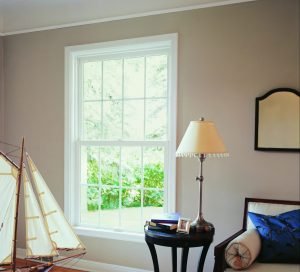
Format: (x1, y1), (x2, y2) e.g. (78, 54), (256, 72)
(213, 198), (300, 272)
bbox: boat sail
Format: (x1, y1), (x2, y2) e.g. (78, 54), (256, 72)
(0, 140), (86, 271)
(0, 151), (18, 266)
(23, 168), (59, 258)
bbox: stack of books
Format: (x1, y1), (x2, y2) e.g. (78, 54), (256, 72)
(145, 212), (180, 233)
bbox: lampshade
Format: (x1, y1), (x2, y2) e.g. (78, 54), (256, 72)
(176, 119), (228, 158)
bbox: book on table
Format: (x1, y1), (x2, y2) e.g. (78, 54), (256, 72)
(146, 220), (178, 230)
(145, 212), (180, 232)
(145, 221), (177, 232)
(150, 212), (180, 224)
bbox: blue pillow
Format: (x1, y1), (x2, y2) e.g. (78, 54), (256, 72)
(248, 209), (300, 263)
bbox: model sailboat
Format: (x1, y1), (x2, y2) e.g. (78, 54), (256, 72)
(0, 140), (86, 271)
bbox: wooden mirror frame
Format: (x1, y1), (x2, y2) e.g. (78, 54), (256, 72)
(254, 88), (300, 152)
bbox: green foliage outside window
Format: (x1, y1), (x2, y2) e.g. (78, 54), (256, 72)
(86, 158), (164, 211)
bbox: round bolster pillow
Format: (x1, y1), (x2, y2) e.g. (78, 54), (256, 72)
(225, 228), (261, 270)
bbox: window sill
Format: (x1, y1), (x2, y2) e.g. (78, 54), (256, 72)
(74, 226), (145, 243)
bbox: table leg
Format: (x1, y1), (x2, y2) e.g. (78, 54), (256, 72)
(197, 244), (210, 272)
(146, 241), (159, 272)
(181, 247), (189, 272)
(172, 247), (177, 272)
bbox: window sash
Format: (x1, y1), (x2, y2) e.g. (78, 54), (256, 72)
(77, 142), (169, 230)
(78, 54), (169, 142)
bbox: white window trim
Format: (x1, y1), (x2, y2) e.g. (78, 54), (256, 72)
(64, 34), (178, 242)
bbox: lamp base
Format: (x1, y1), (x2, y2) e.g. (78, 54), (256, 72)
(190, 217), (214, 232)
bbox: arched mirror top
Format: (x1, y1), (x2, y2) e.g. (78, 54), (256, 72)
(255, 88), (300, 152)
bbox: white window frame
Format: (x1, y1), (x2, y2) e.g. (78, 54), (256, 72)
(64, 34), (177, 242)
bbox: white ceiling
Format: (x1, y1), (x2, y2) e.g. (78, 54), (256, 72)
(0, 0), (255, 35)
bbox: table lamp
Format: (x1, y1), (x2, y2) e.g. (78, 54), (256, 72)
(176, 118), (228, 232)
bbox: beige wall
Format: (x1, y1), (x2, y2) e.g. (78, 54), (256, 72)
(2, 0), (300, 271)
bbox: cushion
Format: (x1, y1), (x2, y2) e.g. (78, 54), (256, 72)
(225, 263), (300, 272)
(248, 209), (300, 263)
(247, 202), (300, 230)
(225, 228), (261, 270)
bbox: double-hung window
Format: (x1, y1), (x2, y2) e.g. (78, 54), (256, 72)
(65, 34), (177, 239)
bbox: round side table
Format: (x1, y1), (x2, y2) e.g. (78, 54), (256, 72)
(145, 227), (214, 272)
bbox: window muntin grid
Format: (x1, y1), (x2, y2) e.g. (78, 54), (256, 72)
(78, 53), (169, 233)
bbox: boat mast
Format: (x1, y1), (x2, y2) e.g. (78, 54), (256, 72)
(12, 138), (25, 272)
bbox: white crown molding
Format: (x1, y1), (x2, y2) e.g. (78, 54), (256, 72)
(17, 248), (151, 272)
(2, 0), (255, 36)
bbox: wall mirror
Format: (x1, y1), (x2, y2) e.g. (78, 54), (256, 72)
(255, 88), (300, 152)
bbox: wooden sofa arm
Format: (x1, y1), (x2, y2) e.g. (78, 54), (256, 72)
(213, 229), (245, 272)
